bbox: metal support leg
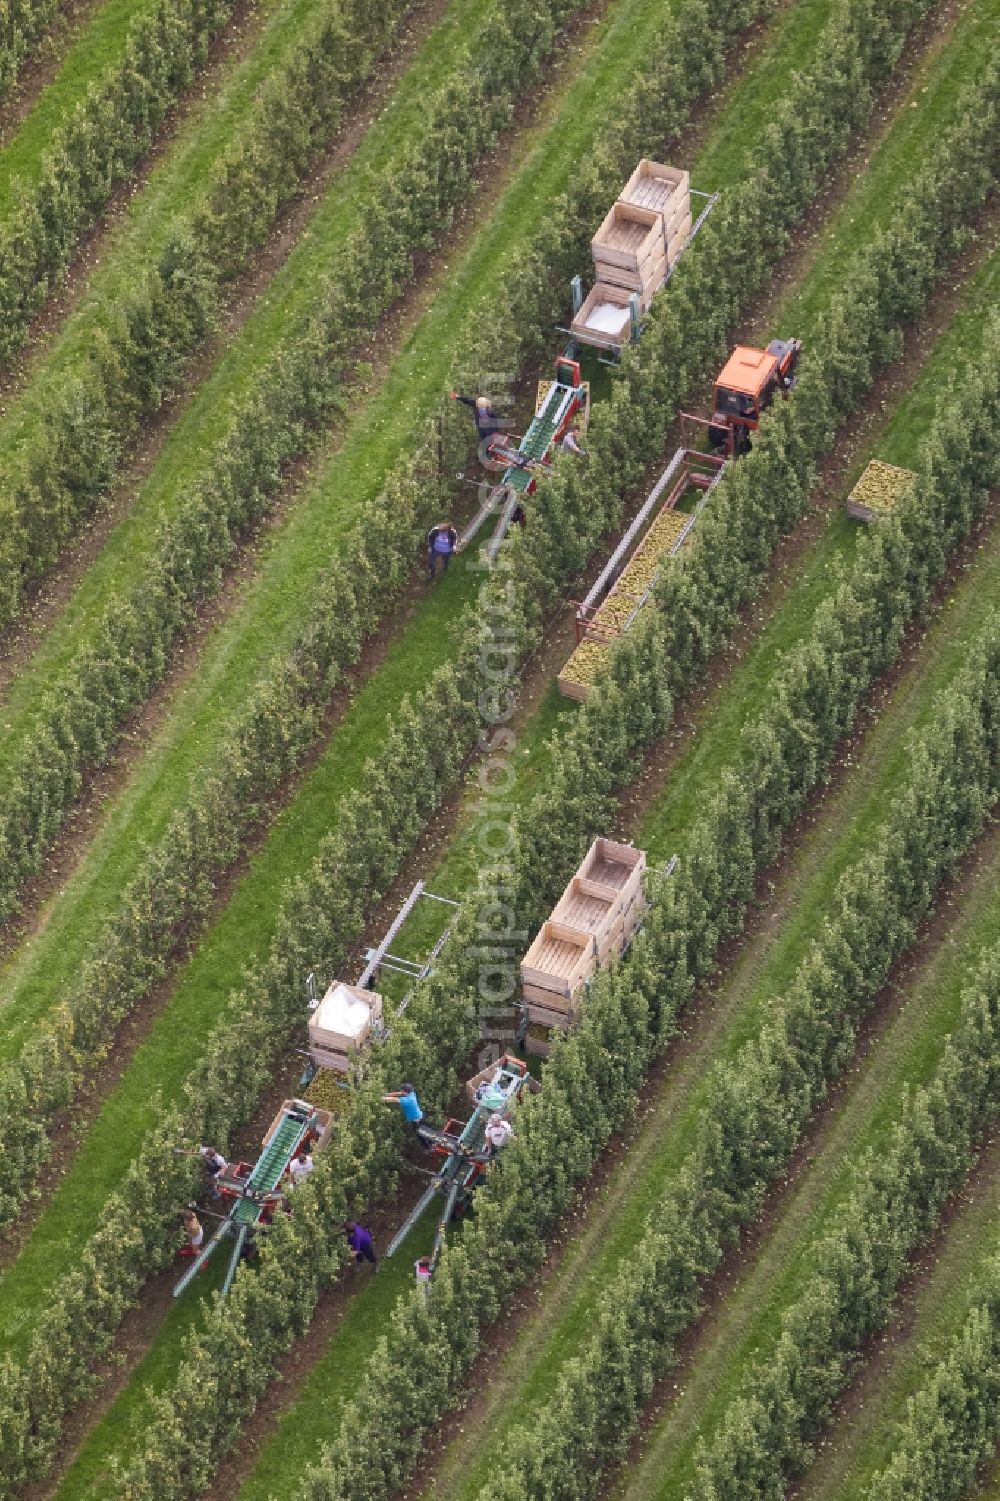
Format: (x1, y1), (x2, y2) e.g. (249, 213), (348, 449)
(173, 1221), (230, 1297)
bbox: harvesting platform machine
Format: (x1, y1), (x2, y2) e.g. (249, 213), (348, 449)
(457, 159), (717, 565)
(173, 1097), (333, 1298)
(385, 1053), (536, 1280)
(456, 356), (590, 562)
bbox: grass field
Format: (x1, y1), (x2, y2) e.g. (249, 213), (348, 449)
(0, 0), (997, 1495)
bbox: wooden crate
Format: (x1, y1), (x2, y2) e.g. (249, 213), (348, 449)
(618, 159), (690, 219)
(525, 1023), (559, 1058)
(598, 248), (667, 300)
(592, 202), (664, 275)
(578, 836), (646, 904)
(521, 919), (597, 1000)
(308, 981), (382, 1056)
(666, 214), (693, 267)
(522, 977), (582, 1015)
(264, 1099), (335, 1153)
(550, 878), (629, 963)
(570, 281), (635, 350)
(525, 998), (577, 1030)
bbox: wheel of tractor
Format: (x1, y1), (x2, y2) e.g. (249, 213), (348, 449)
(478, 435), (510, 473)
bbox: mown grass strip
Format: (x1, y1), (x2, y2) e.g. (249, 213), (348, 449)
(160, 17), (1000, 1501)
(0, 0), (491, 753)
(0, 0), (694, 1324)
(404, 0), (1000, 927)
(0, 0), (437, 426)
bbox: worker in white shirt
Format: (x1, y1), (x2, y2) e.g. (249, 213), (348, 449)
(559, 427), (588, 457)
(199, 1144), (227, 1199)
(288, 1147), (314, 1188)
(484, 1113), (514, 1153)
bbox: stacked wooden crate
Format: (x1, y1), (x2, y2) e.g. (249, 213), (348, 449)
(620, 160), (692, 272)
(307, 980), (383, 1075)
(571, 160), (690, 348)
(521, 838), (646, 1053)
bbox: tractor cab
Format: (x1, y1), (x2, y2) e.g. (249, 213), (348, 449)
(704, 338), (802, 456)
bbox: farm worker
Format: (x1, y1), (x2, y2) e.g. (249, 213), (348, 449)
(344, 1220), (379, 1270)
(484, 1113), (514, 1153)
(288, 1147), (314, 1188)
(450, 392), (505, 441)
(427, 523), (458, 580)
(559, 427), (588, 457)
(199, 1144), (227, 1199)
(178, 1209), (204, 1258)
(383, 1083), (424, 1136)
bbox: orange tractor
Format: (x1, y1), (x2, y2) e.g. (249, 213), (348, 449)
(683, 338), (802, 457)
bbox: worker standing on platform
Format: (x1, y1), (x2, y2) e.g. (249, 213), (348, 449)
(426, 522), (458, 580)
(288, 1147), (314, 1189)
(178, 1209), (204, 1257)
(344, 1220), (379, 1270)
(560, 427), (588, 457)
(383, 1083), (424, 1137)
(199, 1144), (227, 1199)
(484, 1113), (514, 1154)
(449, 391), (509, 467)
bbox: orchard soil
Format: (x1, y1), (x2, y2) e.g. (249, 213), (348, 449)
(594, 885), (1000, 1499)
(405, 655), (1000, 1501)
(2, 4), (989, 1484)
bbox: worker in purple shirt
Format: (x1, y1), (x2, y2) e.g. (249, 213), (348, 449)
(344, 1220), (378, 1270)
(426, 522), (458, 580)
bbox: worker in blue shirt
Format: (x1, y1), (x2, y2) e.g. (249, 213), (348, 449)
(383, 1083), (424, 1136)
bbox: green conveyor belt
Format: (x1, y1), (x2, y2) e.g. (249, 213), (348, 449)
(250, 1114), (306, 1192)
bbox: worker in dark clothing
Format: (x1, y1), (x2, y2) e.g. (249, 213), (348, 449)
(450, 391), (511, 469)
(427, 523), (458, 580)
(344, 1220), (378, 1270)
(450, 392), (504, 440)
(199, 1144), (227, 1199)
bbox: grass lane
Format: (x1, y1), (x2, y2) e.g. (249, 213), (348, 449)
(0, 0), (492, 757)
(0, 0), (981, 1486)
(167, 12), (1000, 1499)
(0, 0), (431, 422)
(0, 0), (849, 1474)
(0, 0), (710, 1338)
